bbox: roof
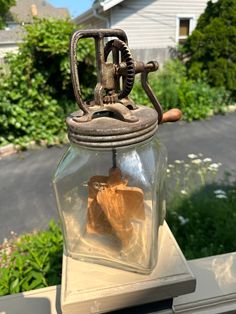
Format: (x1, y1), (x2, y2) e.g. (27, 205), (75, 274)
(74, 0), (124, 24)
(9, 0), (69, 23)
(0, 26), (25, 44)
(73, 8), (94, 25)
(0, 0), (69, 45)
(99, 0), (125, 11)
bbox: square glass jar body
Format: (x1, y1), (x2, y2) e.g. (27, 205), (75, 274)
(53, 134), (167, 274)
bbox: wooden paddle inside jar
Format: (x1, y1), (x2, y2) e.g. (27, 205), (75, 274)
(87, 167), (145, 248)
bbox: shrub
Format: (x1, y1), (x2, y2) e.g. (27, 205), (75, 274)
(183, 0), (236, 97)
(131, 59), (231, 121)
(0, 220), (63, 296)
(0, 18), (96, 147)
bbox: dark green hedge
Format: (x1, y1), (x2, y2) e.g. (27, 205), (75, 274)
(183, 0), (236, 98)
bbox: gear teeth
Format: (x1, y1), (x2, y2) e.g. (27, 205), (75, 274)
(104, 39), (135, 99)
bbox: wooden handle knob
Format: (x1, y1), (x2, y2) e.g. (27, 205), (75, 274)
(161, 108), (182, 124)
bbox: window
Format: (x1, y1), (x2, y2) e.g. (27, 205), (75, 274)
(179, 19), (190, 44)
(176, 16), (195, 45)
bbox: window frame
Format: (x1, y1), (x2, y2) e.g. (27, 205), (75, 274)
(176, 14), (196, 45)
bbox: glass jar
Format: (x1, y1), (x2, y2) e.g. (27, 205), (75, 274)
(53, 133), (167, 274)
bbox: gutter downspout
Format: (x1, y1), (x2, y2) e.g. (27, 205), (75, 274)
(92, 2), (110, 28)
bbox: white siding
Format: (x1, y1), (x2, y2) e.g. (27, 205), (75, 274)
(110, 0), (208, 49)
(0, 44), (18, 60)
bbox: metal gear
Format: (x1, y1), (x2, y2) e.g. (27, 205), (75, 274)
(104, 39), (135, 99)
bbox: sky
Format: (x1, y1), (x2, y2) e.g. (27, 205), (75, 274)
(47, 0), (94, 18)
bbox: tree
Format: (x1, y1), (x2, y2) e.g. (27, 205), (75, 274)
(0, 0), (16, 29)
(183, 0), (236, 97)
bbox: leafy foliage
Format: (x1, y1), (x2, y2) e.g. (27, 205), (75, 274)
(183, 0), (236, 97)
(0, 18), (96, 147)
(166, 155), (236, 259)
(168, 183), (236, 259)
(0, 0), (15, 29)
(0, 220), (63, 296)
(131, 59), (231, 121)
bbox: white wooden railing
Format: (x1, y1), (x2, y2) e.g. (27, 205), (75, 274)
(0, 252), (236, 313)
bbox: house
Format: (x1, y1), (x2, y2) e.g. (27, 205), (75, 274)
(0, 26), (24, 61)
(0, 0), (69, 61)
(74, 0), (210, 64)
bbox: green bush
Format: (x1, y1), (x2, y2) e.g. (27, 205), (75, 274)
(0, 18), (96, 147)
(0, 220), (63, 296)
(131, 59), (231, 121)
(183, 0), (236, 97)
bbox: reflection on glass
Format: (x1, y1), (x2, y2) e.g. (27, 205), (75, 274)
(53, 135), (167, 274)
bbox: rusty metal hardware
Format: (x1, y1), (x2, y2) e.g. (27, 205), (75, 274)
(70, 29), (137, 122)
(68, 28), (181, 148)
(70, 28), (182, 124)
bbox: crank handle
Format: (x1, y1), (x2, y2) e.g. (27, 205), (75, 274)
(160, 108), (182, 124)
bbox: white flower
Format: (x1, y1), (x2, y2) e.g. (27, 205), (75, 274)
(214, 189), (227, 199)
(175, 160), (184, 164)
(214, 189), (226, 195)
(211, 163), (219, 168)
(169, 164), (174, 168)
(208, 163), (221, 171)
(191, 159), (202, 165)
(178, 215), (190, 225)
(184, 164), (190, 168)
(166, 169), (170, 173)
(215, 194), (228, 199)
(203, 158), (212, 163)
(181, 189), (188, 195)
(188, 154), (198, 159)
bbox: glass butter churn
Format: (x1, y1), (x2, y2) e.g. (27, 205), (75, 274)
(53, 29), (181, 274)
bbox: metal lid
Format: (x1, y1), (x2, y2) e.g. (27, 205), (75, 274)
(67, 105), (158, 148)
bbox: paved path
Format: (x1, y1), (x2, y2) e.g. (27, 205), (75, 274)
(0, 112), (235, 242)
